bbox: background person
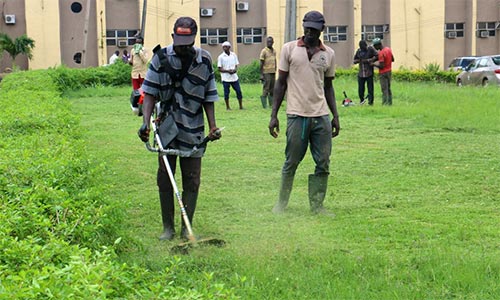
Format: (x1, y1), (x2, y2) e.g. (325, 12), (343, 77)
(217, 41), (243, 110)
(108, 50), (120, 65)
(372, 38), (394, 105)
(129, 35), (148, 90)
(122, 49), (130, 63)
(268, 11), (340, 215)
(353, 40), (378, 105)
(259, 36), (276, 109)
(137, 17), (220, 241)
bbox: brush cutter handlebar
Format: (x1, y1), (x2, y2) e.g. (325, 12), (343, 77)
(144, 118), (223, 157)
(144, 139), (208, 157)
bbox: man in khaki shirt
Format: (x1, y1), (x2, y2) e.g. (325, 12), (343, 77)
(259, 36), (276, 108)
(129, 35), (148, 90)
(269, 11), (340, 215)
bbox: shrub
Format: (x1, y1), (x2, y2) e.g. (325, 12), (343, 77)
(0, 70), (237, 299)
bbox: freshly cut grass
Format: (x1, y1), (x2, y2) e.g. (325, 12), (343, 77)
(69, 79), (500, 299)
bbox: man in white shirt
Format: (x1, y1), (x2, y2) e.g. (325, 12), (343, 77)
(108, 50), (120, 65)
(217, 41), (243, 110)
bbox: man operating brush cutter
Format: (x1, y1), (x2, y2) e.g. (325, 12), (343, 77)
(138, 17), (224, 249)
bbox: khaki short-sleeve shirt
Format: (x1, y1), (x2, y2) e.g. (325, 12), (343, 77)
(279, 38), (335, 117)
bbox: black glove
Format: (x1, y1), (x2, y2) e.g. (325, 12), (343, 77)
(138, 123), (150, 142)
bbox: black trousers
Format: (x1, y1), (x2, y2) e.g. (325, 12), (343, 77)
(357, 76), (374, 104)
(157, 155), (201, 193)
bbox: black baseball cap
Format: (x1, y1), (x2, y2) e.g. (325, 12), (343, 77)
(173, 17), (198, 46)
(302, 11), (325, 30)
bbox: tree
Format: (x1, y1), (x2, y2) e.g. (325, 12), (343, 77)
(0, 33), (35, 69)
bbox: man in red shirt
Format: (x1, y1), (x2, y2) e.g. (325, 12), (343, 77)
(372, 38), (394, 105)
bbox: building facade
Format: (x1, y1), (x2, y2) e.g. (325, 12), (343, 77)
(1, 0), (499, 72)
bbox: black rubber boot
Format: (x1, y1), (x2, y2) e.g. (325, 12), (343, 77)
(267, 95), (273, 107)
(158, 192), (175, 240)
(308, 174), (335, 217)
(272, 173), (294, 214)
(180, 191), (198, 240)
(260, 96), (267, 108)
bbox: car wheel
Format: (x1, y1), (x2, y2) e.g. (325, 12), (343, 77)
(457, 79), (462, 87)
(482, 78), (488, 87)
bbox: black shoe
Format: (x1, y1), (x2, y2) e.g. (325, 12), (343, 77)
(159, 227), (175, 241)
(180, 227), (198, 241)
(360, 99), (366, 105)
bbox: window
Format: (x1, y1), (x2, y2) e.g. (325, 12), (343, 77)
(323, 26), (348, 43)
(477, 57), (488, 67)
(106, 30), (138, 47)
(236, 27), (265, 44)
(361, 24), (388, 41)
(71, 2), (83, 13)
(445, 23), (464, 38)
(200, 28), (228, 45)
(476, 22), (496, 37)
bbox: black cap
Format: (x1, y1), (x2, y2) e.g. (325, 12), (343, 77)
(302, 11), (325, 30)
(173, 17), (198, 46)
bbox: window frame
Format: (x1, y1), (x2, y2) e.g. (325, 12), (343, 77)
(200, 28), (229, 45)
(444, 23), (465, 38)
(324, 25), (348, 43)
(236, 27), (266, 44)
(361, 24), (388, 41)
(106, 29), (138, 47)
(476, 22), (496, 37)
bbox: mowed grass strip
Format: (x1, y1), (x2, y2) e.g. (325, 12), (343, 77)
(69, 79), (500, 299)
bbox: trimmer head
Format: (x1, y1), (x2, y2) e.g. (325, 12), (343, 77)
(170, 237), (226, 254)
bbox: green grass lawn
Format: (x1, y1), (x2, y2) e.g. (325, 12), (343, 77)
(69, 79), (499, 299)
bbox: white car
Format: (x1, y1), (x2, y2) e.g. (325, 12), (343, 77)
(447, 56), (476, 71)
(456, 55), (500, 87)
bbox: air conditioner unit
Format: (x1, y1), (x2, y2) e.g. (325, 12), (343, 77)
(243, 36), (253, 44)
(329, 35), (338, 43)
(117, 39), (128, 48)
(5, 14), (15, 24)
(236, 1), (249, 11)
(479, 30), (489, 38)
(208, 38), (219, 45)
(446, 31), (457, 39)
(200, 8), (214, 17)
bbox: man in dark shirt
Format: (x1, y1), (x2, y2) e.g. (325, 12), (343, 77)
(353, 40), (378, 105)
(138, 17), (220, 241)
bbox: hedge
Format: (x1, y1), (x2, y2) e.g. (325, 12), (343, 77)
(0, 67), (236, 299)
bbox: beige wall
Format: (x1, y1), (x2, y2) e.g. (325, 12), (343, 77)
(391, 0), (445, 70)
(3, 0), (500, 71)
(25, 0), (61, 69)
(97, 1), (107, 66)
(141, 0), (200, 54)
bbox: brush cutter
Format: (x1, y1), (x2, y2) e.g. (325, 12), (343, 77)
(342, 91), (355, 107)
(144, 116), (225, 253)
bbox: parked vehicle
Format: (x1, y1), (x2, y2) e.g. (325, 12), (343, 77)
(455, 55), (500, 87)
(447, 56), (476, 71)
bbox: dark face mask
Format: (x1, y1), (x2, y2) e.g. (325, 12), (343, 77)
(174, 44), (195, 59)
(303, 27), (321, 45)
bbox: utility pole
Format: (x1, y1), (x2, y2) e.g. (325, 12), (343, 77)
(284, 0), (296, 42)
(140, 0), (147, 39)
